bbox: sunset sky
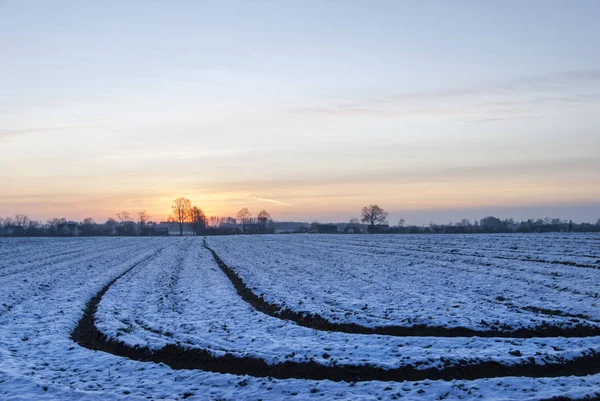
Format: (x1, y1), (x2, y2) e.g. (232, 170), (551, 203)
(1, 1), (599, 224)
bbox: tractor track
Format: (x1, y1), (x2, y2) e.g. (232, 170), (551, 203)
(203, 241), (600, 339)
(70, 239), (600, 383)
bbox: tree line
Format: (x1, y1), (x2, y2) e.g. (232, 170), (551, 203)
(1, 202), (599, 237)
(303, 205), (600, 234)
(344, 204), (600, 234)
(166, 197), (274, 235)
(0, 197), (276, 237)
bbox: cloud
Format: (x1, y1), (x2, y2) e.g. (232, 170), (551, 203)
(101, 147), (260, 163)
(0, 126), (90, 140)
(289, 69), (600, 120)
(239, 195), (292, 206)
(198, 157), (600, 193)
(462, 115), (542, 124)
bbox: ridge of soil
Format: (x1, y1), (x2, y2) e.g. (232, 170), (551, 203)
(70, 240), (600, 383)
(203, 242), (600, 338)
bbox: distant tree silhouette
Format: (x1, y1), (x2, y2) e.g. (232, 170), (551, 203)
(397, 218), (406, 227)
(257, 210), (271, 232)
(236, 208), (251, 232)
(115, 211), (136, 235)
(116, 211), (131, 224)
(80, 218), (95, 236)
(104, 218), (117, 235)
(190, 206), (207, 235)
(138, 210), (149, 232)
(25, 220), (43, 236)
(14, 214), (29, 227)
(480, 216), (503, 231)
(171, 197), (192, 236)
(361, 205), (387, 226)
(46, 217), (67, 236)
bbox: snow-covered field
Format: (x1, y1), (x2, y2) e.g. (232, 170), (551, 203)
(1, 234), (600, 400)
(207, 234), (600, 332)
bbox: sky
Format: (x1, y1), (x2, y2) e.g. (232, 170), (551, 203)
(1, 0), (599, 225)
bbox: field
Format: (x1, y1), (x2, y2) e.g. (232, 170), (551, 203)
(1, 234), (600, 400)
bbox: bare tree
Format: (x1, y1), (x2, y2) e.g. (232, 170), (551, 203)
(138, 210), (149, 232)
(257, 210), (271, 231)
(190, 206), (206, 235)
(236, 208), (251, 232)
(46, 217), (66, 236)
(47, 217), (66, 226)
(171, 197), (192, 236)
(116, 211), (131, 224)
(361, 205), (388, 226)
(14, 214), (29, 227)
(209, 216), (222, 227)
(397, 218), (406, 227)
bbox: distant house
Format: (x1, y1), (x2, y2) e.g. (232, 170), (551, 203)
(338, 223), (367, 234)
(3, 225), (25, 237)
(57, 222), (80, 236)
(314, 224), (338, 234)
(149, 226), (169, 236)
(153, 227), (169, 236)
(242, 223), (261, 234)
(273, 221), (309, 233)
(142, 223), (170, 236)
(367, 224), (390, 234)
(159, 221), (195, 235)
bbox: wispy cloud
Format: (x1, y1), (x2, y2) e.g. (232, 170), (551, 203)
(462, 115), (543, 124)
(255, 126), (285, 136)
(201, 157), (600, 193)
(0, 126), (89, 140)
(101, 147), (259, 163)
(239, 195), (292, 206)
(289, 69), (600, 120)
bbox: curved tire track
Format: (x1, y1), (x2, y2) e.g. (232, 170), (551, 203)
(71, 240), (600, 382)
(203, 241), (600, 338)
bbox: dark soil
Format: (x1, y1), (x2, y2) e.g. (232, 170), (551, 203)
(203, 242), (600, 338)
(70, 241), (600, 383)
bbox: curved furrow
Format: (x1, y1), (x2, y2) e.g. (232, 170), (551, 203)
(70, 239), (600, 383)
(289, 239), (600, 299)
(206, 235), (600, 332)
(203, 241), (600, 338)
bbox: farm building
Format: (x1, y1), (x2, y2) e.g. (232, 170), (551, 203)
(57, 222), (80, 236)
(2, 225), (25, 237)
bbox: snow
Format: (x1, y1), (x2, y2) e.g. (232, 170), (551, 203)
(206, 234), (600, 331)
(98, 238), (600, 370)
(1, 234), (600, 400)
